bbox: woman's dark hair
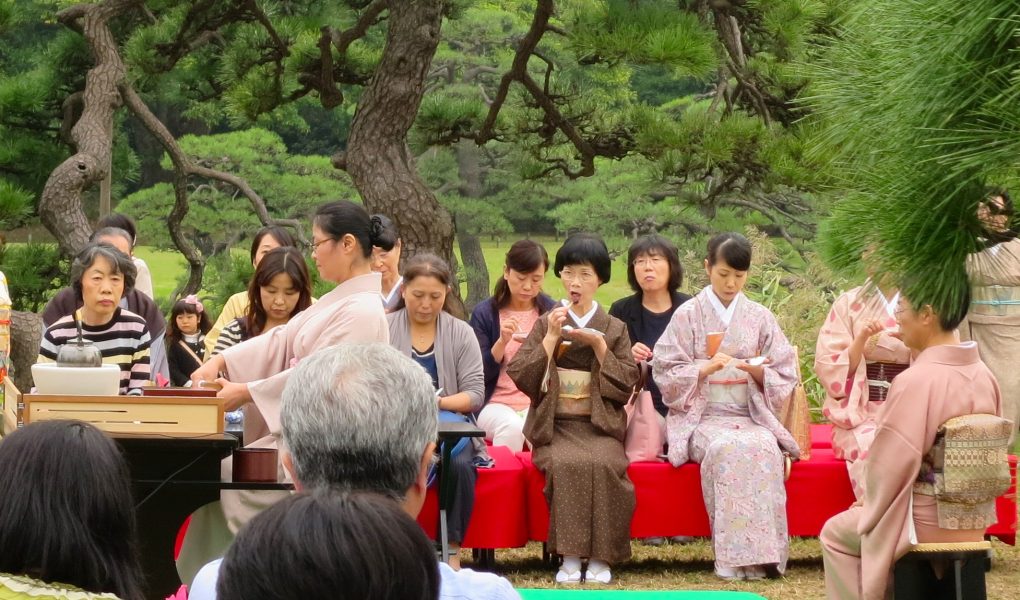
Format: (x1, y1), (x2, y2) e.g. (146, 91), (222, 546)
(0, 420), (144, 599)
(984, 186), (1015, 216)
(70, 243), (137, 299)
(706, 232), (752, 271)
(626, 234), (683, 295)
(96, 213), (138, 246)
(167, 299), (212, 343)
(493, 239), (549, 309)
(217, 491), (440, 600)
(313, 201), (395, 259)
(554, 233), (611, 284)
(245, 247), (313, 336)
(249, 226), (297, 264)
(370, 214), (400, 250)
(901, 268), (972, 332)
(393, 253), (462, 318)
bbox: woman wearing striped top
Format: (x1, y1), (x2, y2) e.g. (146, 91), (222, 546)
(37, 244), (151, 395)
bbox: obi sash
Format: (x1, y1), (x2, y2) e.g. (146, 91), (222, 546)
(971, 284), (1020, 316)
(705, 365), (750, 406)
(913, 414), (1012, 529)
(865, 361), (909, 402)
(555, 368), (592, 418)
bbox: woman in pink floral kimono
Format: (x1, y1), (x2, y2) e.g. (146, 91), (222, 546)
(653, 232), (800, 581)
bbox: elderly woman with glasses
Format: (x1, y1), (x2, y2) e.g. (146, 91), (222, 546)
(508, 233), (638, 585)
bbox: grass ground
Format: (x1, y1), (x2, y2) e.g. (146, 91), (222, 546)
(459, 535), (1020, 599)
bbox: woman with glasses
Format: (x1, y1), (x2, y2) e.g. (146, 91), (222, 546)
(609, 234), (692, 418)
(653, 232), (799, 581)
(962, 187), (1020, 443)
(184, 201), (391, 574)
(508, 233), (638, 585)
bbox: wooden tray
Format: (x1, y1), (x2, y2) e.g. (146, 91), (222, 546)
(3, 379), (224, 436)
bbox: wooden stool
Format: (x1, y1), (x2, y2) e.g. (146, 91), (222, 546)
(894, 541), (991, 600)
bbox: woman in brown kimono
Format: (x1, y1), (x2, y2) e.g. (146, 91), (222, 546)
(508, 233), (638, 585)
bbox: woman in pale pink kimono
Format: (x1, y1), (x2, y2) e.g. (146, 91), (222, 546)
(179, 201), (391, 582)
(961, 189), (1020, 442)
(821, 287), (1003, 600)
(653, 232), (799, 581)
(814, 280), (910, 497)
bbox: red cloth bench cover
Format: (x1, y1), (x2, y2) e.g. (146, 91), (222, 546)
(417, 444), (529, 548)
(517, 449), (1016, 544)
(810, 424), (833, 449)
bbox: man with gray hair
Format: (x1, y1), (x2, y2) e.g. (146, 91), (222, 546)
(189, 343), (520, 600)
(42, 226), (170, 382)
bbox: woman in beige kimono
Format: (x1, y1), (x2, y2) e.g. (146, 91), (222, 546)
(653, 232), (799, 581)
(180, 201), (391, 580)
(814, 275), (910, 498)
(962, 188), (1020, 442)
(508, 233), (638, 585)
(821, 284), (1003, 600)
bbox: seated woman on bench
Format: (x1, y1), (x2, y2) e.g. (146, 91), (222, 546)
(821, 274), (1004, 600)
(653, 232), (800, 581)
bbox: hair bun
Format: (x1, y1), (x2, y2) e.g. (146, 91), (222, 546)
(369, 215), (384, 244)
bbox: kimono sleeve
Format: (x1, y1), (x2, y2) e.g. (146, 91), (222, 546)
(597, 318), (640, 405)
(453, 320), (485, 412)
(507, 315), (552, 406)
(651, 307), (703, 412)
(756, 309), (798, 413)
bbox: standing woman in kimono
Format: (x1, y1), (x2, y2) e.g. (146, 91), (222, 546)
(181, 201), (391, 579)
(653, 232), (800, 581)
(508, 234), (638, 585)
(961, 188), (1020, 442)
(814, 269), (910, 498)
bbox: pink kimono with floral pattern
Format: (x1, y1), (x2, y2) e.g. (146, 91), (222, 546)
(653, 288), (799, 572)
(815, 284), (910, 496)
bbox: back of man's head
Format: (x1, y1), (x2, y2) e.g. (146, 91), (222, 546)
(280, 343), (437, 500)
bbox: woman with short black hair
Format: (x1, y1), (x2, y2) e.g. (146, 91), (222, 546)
(609, 234), (692, 417)
(0, 420), (144, 599)
(217, 491), (439, 600)
(508, 233), (638, 584)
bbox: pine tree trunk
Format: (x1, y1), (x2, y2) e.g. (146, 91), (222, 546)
(9, 310), (42, 392)
(455, 140), (491, 311)
(39, 1), (134, 256)
(342, 0), (456, 278)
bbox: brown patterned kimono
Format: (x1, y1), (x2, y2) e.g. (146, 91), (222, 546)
(507, 306), (638, 563)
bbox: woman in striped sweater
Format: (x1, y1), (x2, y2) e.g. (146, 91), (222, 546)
(38, 243), (152, 394)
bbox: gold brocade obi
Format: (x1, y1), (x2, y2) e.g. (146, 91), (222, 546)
(913, 414), (1012, 529)
(971, 284), (1020, 316)
(555, 368), (592, 418)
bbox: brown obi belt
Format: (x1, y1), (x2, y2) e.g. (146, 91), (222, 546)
(865, 361), (909, 402)
(555, 368), (592, 418)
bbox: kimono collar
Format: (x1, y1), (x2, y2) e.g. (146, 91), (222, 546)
(863, 278), (900, 318)
(381, 276), (404, 306)
(703, 286), (741, 327)
(562, 298), (599, 329)
(914, 341), (981, 367)
(331, 271), (383, 299)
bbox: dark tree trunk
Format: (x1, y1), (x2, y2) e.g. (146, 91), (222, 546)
(38, 1), (134, 256)
(340, 0), (456, 281)
(455, 140), (491, 311)
(9, 310), (43, 392)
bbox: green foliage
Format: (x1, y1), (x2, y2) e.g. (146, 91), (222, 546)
(0, 180), (32, 229)
(806, 0), (1020, 315)
(0, 242), (66, 312)
(116, 128), (356, 256)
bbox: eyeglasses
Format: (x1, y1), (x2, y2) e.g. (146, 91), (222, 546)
(633, 255), (666, 268)
(560, 269), (597, 283)
(309, 237), (335, 254)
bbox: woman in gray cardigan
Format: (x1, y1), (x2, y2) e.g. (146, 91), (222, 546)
(387, 253), (486, 569)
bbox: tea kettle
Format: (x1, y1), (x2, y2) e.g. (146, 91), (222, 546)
(56, 313), (102, 368)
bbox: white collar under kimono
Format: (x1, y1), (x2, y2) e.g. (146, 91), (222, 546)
(864, 279), (900, 318)
(381, 276), (403, 308)
(704, 287), (741, 327)
(562, 299), (599, 329)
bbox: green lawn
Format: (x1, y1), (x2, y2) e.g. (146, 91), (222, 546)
(133, 246), (188, 303)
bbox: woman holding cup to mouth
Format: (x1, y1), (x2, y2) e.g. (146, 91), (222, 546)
(507, 234), (638, 585)
(814, 255), (910, 499)
(652, 232), (799, 581)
